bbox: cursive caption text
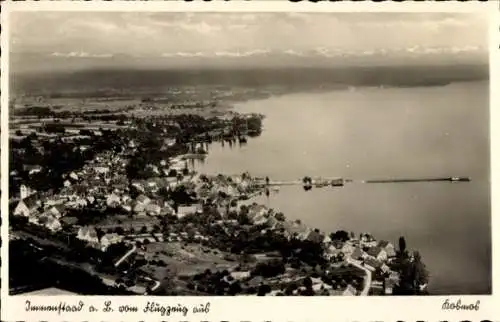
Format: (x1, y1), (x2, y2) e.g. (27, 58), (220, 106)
(442, 299), (480, 311)
(25, 300), (210, 317)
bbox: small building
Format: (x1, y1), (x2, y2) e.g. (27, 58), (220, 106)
(162, 202), (175, 215)
(145, 203), (162, 216)
(25, 164), (43, 176)
(77, 226), (99, 244)
(122, 204), (132, 213)
(101, 233), (124, 251)
(341, 242), (355, 255)
(363, 257), (382, 272)
(94, 166), (110, 175)
(69, 172), (79, 181)
(106, 193), (121, 208)
(350, 247), (364, 261)
(47, 204), (66, 219)
(230, 271), (251, 281)
(384, 278), (397, 295)
(380, 263), (391, 275)
(367, 246), (388, 261)
(136, 194), (151, 205)
(13, 194), (40, 217)
(38, 215), (62, 232)
(307, 230), (324, 244)
(60, 216), (78, 227)
(20, 184), (35, 199)
(342, 284), (357, 296)
(377, 240), (397, 258)
(177, 204), (202, 217)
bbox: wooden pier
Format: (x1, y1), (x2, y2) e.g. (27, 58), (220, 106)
(254, 176), (470, 188)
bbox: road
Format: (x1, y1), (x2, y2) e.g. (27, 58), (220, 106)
(114, 245), (137, 267)
(346, 257), (372, 296)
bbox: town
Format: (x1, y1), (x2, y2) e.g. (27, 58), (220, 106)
(9, 94), (429, 296)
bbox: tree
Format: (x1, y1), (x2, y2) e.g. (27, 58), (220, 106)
(412, 251), (429, 292)
(303, 276), (313, 289)
(330, 230), (349, 242)
(275, 212), (286, 221)
(257, 284), (271, 296)
(398, 236), (407, 257)
(284, 283), (297, 295)
(227, 282), (242, 295)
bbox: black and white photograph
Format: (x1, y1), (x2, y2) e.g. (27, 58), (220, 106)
(4, 7), (492, 302)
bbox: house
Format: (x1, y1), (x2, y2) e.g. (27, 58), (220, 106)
(67, 196), (88, 209)
(46, 204), (66, 218)
(363, 257), (382, 272)
(45, 216), (62, 232)
(162, 202), (175, 215)
(94, 166), (110, 175)
(384, 277), (397, 295)
(77, 226), (100, 245)
(366, 246), (388, 261)
(60, 216), (78, 227)
(134, 195), (152, 213)
(350, 247), (364, 261)
(377, 240), (397, 258)
(136, 194), (151, 205)
(131, 182), (145, 193)
(325, 246), (342, 261)
(253, 213), (268, 226)
(266, 216), (278, 229)
(28, 214), (40, 225)
(38, 215), (62, 232)
(307, 230), (324, 244)
(342, 284), (357, 296)
(69, 172), (79, 181)
(25, 164), (42, 176)
(341, 243), (355, 255)
(106, 193), (121, 208)
(380, 263), (391, 274)
(20, 184), (35, 199)
(230, 271), (251, 281)
(100, 233), (124, 251)
(248, 204), (267, 220)
(177, 204), (202, 217)
(312, 279), (333, 292)
(122, 204), (132, 213)
(45, 197), (67, 207)
(13, 194), (40, 217)
(145, 203), (162, 216)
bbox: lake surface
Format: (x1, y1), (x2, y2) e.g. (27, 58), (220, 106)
(197, 81), (491, 295)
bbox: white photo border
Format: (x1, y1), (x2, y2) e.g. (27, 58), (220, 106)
(1, 1), (498, 321)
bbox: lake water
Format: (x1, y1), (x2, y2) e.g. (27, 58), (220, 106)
(197, 81), (491, 295)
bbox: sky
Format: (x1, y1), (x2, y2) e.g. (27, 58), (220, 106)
(9, 12), (489, 71)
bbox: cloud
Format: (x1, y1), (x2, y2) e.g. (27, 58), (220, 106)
(215, 49), (270, 57)
(50, 52), (113, 58)
(283, 49), (306, 57)
(11, 12), (487, 67)
(161, 52), (206, 57)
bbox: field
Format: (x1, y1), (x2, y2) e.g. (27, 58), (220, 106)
(140, 242), (238, 280)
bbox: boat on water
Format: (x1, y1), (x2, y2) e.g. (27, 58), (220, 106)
(330, 178), (345, 187)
